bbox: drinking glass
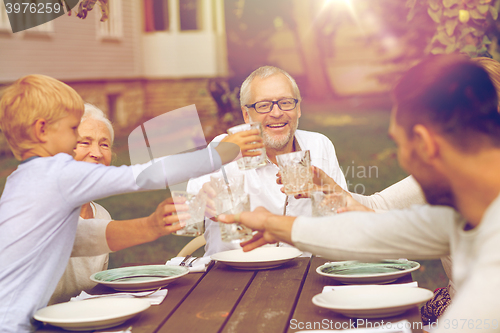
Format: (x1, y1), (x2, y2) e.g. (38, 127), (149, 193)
(171, 191), (207, 237)
(215, 192), (253, 243)
(210, 174), (245, 197)
(311, 191), (347, 217)
(276, 150), (313, 195)
(227, 122), (266, 170)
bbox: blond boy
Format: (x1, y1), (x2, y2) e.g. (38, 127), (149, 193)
(0, 75), (261, 332)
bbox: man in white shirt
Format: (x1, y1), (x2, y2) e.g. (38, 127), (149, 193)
(219, 55), (500, 332)
(187, 66), (347, 256)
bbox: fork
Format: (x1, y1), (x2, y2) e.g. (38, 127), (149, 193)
(84, 288), (162, 299)
(179, 255), (192, 266)
(188, 257), (200, 267)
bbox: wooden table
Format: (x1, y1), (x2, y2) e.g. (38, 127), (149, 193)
(37, 257), (424, 333)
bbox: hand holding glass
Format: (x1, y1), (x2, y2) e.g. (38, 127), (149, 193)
(210, 175), (253, 243)
(227, 122), (266, 170)
(311, 191), (347, 216)
(276, 150), (314, 195)
(171, 191), (207, 237)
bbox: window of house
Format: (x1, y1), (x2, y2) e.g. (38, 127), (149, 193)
(144, 0), (169, 32)
(180, 0), (203, 31)
(98, 0), (122, 39)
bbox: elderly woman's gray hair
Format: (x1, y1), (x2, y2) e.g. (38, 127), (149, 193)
(81, 104), (114, 143)
(239, 66), (302, 107)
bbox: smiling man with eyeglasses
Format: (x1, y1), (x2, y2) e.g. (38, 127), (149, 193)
(187, 66), (348, 256)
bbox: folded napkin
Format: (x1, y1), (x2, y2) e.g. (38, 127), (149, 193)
(322, 281), (418, 293)
(70, 289), (168, 305)
(165, 256), (212, 272)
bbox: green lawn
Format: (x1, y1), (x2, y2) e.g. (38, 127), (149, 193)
(0, 101), (447, 291)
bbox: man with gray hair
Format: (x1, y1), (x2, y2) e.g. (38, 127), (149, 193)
(187, 66), (347, 256)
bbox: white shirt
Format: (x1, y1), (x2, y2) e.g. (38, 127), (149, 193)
(292, 193), (500, 333)
(0, 147), (222, 332)
(351, 176), (456, 297)
(49, 203), (112, 305)
(187, 129), (347, 256)
(351, 176), (426, 210)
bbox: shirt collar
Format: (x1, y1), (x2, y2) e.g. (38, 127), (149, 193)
(20, 156), (41, 164)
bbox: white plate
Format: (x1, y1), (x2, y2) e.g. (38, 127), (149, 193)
(316, 260), (420, 284)
(90, 265), (189, 291)
(34, 298), (150, 331)
(312, 286), (433, 318)
(211, 247), (302, 270)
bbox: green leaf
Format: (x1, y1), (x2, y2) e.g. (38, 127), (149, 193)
(428, 7), (442, 23)
(460, 26), (476, 38)
(477, 4), (490, 13)
(444, 7), (460, 16)
(406, 0), (417, 20)
(477, 46), (488, 54)
(431, 47), (446, 54)
(443, 0), (459, 8)
(429, 0), (441, 11)
(445, 19), (458, 36)
(470, 8), (486, 19)
(483, 35), (492, 44)
(436, 30), (456, 46)
(489, 5), (498, 19)
(472, 28), (485, 36)
(460, 44), (478, 53)
(445, 43), (458, 53)
(430, 32), (439, 44)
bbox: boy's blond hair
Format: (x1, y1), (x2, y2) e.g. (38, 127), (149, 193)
(0, 74), (84, 160)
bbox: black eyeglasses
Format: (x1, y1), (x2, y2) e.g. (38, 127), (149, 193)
(245, 98), (299, 114)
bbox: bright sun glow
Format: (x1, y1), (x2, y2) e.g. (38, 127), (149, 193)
(324, 0), (352, 5)
(322, 0), (363, 34)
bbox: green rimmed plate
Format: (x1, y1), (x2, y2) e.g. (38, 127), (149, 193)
(90, 265), (189, 291)
(316, 259), (420, 284)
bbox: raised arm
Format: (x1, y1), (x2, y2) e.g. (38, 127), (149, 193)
(71, 197), (188, 256)
(220, 204), (455, 260)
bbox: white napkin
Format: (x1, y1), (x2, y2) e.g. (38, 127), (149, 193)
(70, 289), (168, 305)
(165, 256), (212, 272)
(322, 281), (418, 293)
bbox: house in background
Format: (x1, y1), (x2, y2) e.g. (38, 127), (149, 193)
(0, 0), (228, 130)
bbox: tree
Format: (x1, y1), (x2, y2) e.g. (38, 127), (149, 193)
(408, 0), (500, 57)
(60, 0), (109, 22)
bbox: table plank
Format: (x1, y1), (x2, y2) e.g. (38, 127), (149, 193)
(157, 262), (256, 333)
(287, 257), (423, 333)
(222, 257), (310, 333)
(36, 272), (206, 333)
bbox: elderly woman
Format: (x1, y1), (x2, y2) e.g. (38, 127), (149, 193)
(49, 104), (187, 304)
